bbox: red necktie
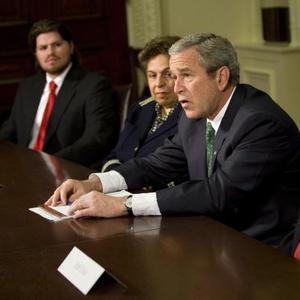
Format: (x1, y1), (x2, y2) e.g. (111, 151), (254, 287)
(294, 242), (300, 260)
(33, 81), (57, 151)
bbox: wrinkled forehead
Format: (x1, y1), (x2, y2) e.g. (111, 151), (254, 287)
(169, 48), (202, 73)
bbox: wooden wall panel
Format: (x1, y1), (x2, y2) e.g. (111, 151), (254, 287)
(0, 0), (28, 21)
(0, 56), (32, 80)
(59, 0), (105, 16)
(66, 17), (108, 48)
(0, 24), (30, 52)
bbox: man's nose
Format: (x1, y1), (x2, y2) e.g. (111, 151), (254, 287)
(174, 78), (183, 94)
(47, 45), (56, 55)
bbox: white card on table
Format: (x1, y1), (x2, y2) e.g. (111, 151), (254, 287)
(58, 246), (105, 295)
(29, 204), (72, 222)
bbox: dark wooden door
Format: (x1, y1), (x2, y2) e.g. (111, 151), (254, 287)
(0, 0), (131, 124)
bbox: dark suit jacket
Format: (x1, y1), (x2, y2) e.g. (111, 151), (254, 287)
(116, 84), (300, 246)
(277, 135), (300, 255)
(0, 65), (119, 166)
(101, 99), (182, 171)
(292, 206), (300, 256)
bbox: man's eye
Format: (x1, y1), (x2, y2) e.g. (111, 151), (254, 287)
(147, 74), (156, 79)
(165, 72), (173, 79)
(182, 73), (193, 81)
(171, 74), (177, 80)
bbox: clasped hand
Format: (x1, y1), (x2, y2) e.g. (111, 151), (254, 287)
(45, 178), (128, 218)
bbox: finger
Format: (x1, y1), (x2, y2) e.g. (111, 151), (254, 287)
(73, 208), (92, 219)
(69, 192), (83, 202)
(59, 185), (69, 204)
(55, 179), (76, 204)
(51, 188), (64, 205)
(66, 198), (75, 205)
(68, 198), (86, 215)
(44, 195), (54, 206)
(45, 191), (62, 206)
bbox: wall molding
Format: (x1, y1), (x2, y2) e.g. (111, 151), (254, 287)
(126, 0), (162, 48)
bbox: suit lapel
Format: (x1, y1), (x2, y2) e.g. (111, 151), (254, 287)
(23, 74), (46, 146)
(136, 102), (156, 143)
(44, 66), (81, 145)
(186, 116), (207, 178)
(212, 85), (244, 170)
(199, 119), (208, 176)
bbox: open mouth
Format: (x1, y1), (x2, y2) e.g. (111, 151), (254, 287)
(179, 99), (188, 104)
(179, 99), (190, 108)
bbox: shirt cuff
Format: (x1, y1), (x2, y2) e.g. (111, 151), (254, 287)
(132, 192), (161, 216)
(90, 170), (128, 193)
(89, 171), (161, 216)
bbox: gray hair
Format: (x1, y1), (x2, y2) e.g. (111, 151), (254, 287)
(169, 33), (240, 85)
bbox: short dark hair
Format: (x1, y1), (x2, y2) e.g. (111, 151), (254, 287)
(28, 18), (79, 65)
(138, 36), (181, 71)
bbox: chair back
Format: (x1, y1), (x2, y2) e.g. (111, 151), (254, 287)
(113, 84), (132, 132)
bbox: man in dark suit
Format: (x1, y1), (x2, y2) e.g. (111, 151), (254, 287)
(0, 19), (119, 166)
(277, 135), (300, 256)
(47, 33), (299, 248)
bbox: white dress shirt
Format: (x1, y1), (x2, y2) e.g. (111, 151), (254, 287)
(28, 63), (72, 148)
(93, 87), (236, 216)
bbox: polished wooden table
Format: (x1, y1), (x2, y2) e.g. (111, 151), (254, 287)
(1, 141), (300, 299)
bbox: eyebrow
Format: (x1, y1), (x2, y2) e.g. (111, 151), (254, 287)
(174, 67), (191, 72)
(37, 39), (64, 46)
(170, 67), (192, 75)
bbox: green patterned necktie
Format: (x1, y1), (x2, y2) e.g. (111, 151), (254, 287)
(206, 122), (215, 176)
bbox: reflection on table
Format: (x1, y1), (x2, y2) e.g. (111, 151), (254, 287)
(1, 141), (300, 299)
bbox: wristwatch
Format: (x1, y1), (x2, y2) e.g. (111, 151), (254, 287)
(124, 195), (133, 216)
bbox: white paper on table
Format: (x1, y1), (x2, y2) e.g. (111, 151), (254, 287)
(29, 204), (72, 222)
(29, 190), (132, 222)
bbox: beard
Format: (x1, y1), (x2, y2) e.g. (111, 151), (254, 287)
(41, 62), (70, 75)
(37, 56), (71, 76)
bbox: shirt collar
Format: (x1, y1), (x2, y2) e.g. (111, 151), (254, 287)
(46, 63), (72, 89)
(207, 86), (236, 133)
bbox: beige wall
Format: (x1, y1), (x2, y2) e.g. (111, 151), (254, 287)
(127, 0), (300, 127)
(162, 0), (300, 127)
(160, 0), (252, 42)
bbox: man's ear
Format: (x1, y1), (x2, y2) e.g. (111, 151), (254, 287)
(70, 41), (74, 54)
(216, 66), (230, 91)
